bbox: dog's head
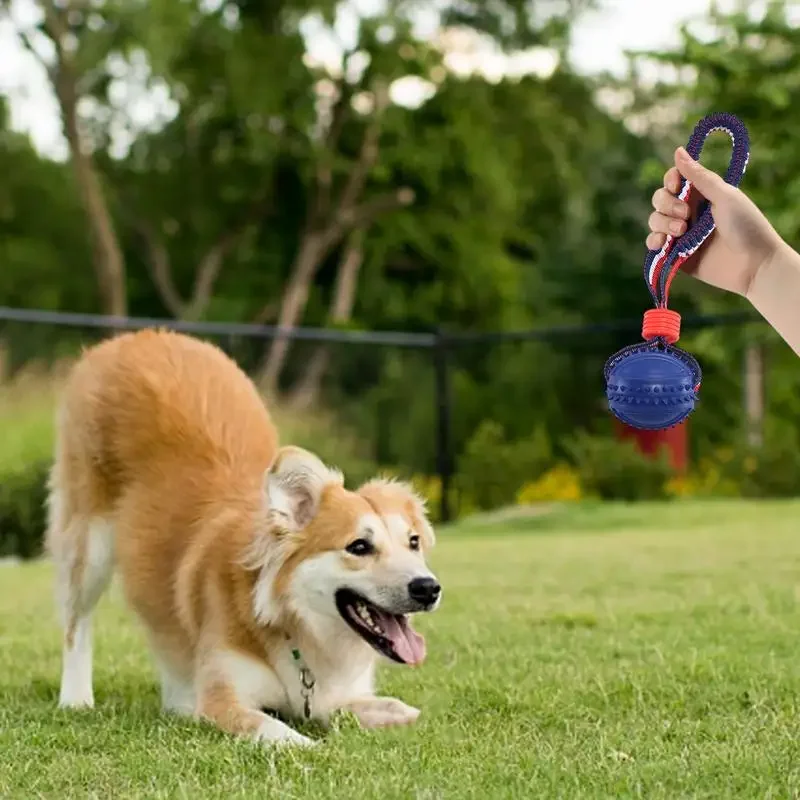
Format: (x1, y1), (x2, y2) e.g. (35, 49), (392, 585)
(250, 446), (440, 666)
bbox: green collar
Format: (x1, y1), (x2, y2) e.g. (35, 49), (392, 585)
(291, 647), (316, 720)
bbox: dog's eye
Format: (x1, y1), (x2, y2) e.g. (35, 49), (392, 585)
(409, 534), (420, 551)
(346, 538), (375, 556)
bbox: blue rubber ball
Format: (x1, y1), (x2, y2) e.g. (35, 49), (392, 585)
(606, 350), (697, 430)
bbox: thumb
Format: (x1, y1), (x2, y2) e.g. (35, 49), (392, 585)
(674, 147), (727, 202)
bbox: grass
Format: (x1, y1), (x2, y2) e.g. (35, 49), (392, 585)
(0, 367), (62, 474)
(4, 501), (800, 798)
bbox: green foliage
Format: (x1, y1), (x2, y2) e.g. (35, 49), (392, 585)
(0, 370), (56, 558)
(0, 109), (95, 312)
(457, 420), (552, 510)
(566, 431), (672, 501)
(442, 0), (597, 50)
(730, 425), (800, 499)
(271, 405), (379, 489)
(0, 463), (49, 560)
(3, 1), (800, 516)
(633, 2), (800, 252)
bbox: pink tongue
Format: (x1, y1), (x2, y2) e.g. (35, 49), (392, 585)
(377, 612), (426, 665)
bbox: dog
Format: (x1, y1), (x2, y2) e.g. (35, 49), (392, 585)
(46, 329), (441, 747)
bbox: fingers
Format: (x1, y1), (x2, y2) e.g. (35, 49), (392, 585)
(648, 210), (687, 238)
(651, 187), (690, 219)
(674, 146), (726, 201)
(647, 148), (725, 251)
(648, 169), (690, 250)
(664, 167), (681, 195)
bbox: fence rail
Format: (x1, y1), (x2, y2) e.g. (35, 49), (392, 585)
(0, 306), (769, 522)
(0, 306), (761, 344)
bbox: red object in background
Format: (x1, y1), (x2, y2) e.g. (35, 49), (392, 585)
(615, 419), (688, 474)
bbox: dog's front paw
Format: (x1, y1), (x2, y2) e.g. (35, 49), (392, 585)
(255, 719), (318, 748)
(344, 696), (421, 729)
(275, 731), (318, 748)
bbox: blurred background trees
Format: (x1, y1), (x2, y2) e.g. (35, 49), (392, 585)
(1, 0), (799, 547)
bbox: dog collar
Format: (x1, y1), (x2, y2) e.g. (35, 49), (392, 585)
(291, 646), (316, 720)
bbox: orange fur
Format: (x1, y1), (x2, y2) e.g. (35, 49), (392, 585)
(47, 329), (439, 747)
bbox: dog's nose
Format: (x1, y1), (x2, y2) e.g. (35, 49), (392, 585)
(408, 577), (441, 607)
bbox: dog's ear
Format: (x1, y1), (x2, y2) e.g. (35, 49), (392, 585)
(264, 446), (343, 532)
(401, 483), (436, 548)
(358, 477), (436, 548)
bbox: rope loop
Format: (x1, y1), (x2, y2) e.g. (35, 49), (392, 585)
(642, 113), (750, 308)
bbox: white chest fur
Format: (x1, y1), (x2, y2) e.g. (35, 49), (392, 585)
(216, 643), (376, 722)
(215, 650), (288, 712)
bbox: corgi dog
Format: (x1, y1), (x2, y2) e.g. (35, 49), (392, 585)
(46, 329), (441, 747)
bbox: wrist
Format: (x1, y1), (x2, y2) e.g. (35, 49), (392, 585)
(745, 237), (795, 304)
(746, 237), (800, 354)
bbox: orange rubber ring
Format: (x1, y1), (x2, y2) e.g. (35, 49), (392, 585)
(642, 308), (681, 344)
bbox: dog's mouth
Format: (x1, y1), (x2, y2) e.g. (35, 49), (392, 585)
(335, 589), (426, 666)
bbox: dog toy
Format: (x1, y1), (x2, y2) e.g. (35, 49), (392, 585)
(604, 112), (750, 430)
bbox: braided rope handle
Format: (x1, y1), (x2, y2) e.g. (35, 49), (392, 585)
(643, 112), (751, 308)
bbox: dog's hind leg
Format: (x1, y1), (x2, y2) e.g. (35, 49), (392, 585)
(48, 481), (115, 709)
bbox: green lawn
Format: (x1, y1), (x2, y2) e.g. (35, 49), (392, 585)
(4, 500), (800, 798)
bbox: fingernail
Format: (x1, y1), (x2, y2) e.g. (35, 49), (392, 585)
(674, 202), (688, 218)
(676, 147), (692, 161)
(670, 220), (685, 235)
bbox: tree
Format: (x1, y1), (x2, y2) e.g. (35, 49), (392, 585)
(257, 62), (416, 394)
(1, 0), (333, 320)
(0, 104), (94, 306)
(1, 0), (129, 315)
(288, 227), (365, 406)
(259, 0), (602, 394)
(103, 0), (352, 323)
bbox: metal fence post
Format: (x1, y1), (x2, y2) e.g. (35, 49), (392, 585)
(433, 328), (454, 523)
(743, 337), (764, 448)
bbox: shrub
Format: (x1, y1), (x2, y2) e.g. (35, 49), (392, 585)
(272, 405), (378, 489)
(664, 448), (741, 499)
(0, 370), (59, 475)
(517, 463), (582, 504)
(735, 427), (800, 498)
(0, 368), (59, 559)
(0, 461), (50, 559)
(671, 428), (800, 500)
(566, 431), (673, 502)
(457, 420), (552, 511)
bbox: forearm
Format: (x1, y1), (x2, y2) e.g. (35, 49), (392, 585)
(746, 240), (800, 355)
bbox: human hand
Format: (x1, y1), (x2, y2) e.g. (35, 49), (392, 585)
(647, 147), (783, 297)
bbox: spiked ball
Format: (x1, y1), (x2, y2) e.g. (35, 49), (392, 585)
(605, 349), (698, 430)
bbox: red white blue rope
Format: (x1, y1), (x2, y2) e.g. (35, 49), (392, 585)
(643, 112), (751, 308)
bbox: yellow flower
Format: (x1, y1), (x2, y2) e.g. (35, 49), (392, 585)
(517, 464), (582, 504)
(664, 475), (694, 498)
